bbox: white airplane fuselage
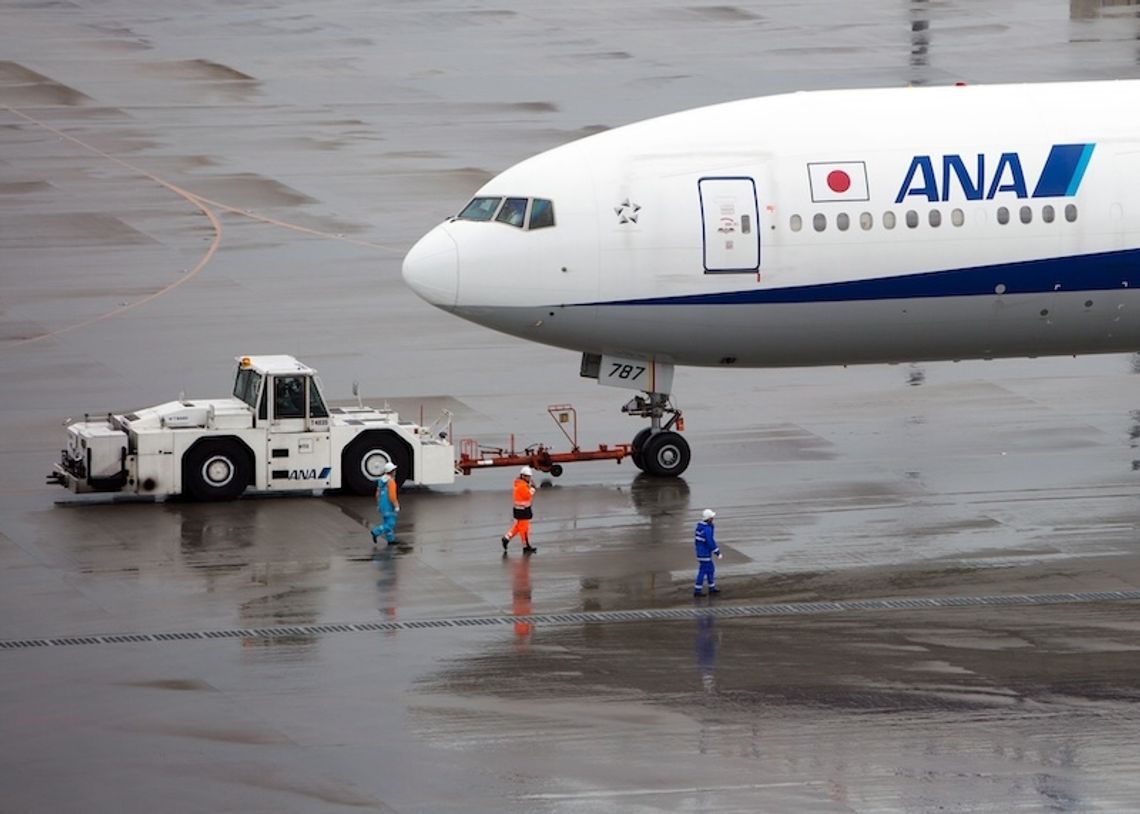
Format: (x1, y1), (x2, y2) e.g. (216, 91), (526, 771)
(403, 81), (1140, 369)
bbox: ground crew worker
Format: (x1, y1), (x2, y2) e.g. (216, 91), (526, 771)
(370, 461), (400, 544)
(693, 509), (721, 596)
(501, 465), (537, 554)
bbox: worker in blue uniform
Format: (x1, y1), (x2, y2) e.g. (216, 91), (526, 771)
(370, 461), (400, 544)
(693, 509), (721, 596)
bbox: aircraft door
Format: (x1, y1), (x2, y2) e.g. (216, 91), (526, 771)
(699, 177), (759, 273)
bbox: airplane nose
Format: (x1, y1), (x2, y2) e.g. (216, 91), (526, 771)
(402, 225), (458, 309)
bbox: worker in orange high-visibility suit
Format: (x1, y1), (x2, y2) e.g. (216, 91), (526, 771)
(501, 466), (537, 554)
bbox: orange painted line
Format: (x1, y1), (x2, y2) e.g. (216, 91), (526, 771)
(0, 105), (398, 350)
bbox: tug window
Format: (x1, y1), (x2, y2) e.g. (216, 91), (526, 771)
(529, 198), (555, 229)
(457, 196), (502, 221)
(496, 197), (528, 227)
(233, 368), (262, 411)
(274, 376), (306, 419)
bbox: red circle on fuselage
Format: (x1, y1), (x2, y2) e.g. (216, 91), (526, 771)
(827, 170), (851, 193)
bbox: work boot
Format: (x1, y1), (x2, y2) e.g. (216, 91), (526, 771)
(693, 589), (703, 597)
(370, 530), (379, 544)
(708, 587), (720, 594)
(501, 536), (510, 552)
(522, 545), (537, 555)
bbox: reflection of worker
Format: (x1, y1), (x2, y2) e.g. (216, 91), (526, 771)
(695, 614), (717, 692)
(370, 462), (400, 544)
(693, 509), (722, 596)
(501, 466), (537, 554)
(510, 555), (533, 647)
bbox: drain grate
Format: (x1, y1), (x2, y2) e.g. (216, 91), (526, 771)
(2, 590), (1138, 651)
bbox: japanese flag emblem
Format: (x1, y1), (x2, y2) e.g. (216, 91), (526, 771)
(808, 161), (870, 202)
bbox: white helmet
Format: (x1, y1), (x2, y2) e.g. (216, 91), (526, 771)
(519, 466), (533, 478)
(702, 509), (716, 520)
(383, 462), (397, 474)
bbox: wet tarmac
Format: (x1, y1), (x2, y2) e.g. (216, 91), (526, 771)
(4, 1), (1140, 811)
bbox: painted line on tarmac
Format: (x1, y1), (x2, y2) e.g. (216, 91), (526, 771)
(2, 589), (1138, 651)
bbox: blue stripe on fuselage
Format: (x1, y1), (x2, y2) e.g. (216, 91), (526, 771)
(588, 247), (1140, 307)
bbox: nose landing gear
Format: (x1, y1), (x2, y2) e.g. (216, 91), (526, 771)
(624, 391), (690, 477)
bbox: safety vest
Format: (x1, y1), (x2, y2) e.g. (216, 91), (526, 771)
(377, 475), (398, 512)
(512, 477), (534, 510)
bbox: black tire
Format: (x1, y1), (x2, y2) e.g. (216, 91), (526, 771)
(641, 431), (691, 477)
(549, 464), (563, 477)
(630, 427), (653, 471)
(183, 439), (251, 501)
(341, 433), (411, 495)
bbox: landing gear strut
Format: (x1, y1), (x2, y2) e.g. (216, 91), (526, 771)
(623, 391), (690, 477)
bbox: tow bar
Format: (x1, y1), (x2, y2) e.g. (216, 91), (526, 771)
(457, 405), (631, 477)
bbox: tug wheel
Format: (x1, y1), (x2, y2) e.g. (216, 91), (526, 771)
(183, 439), (251, 501)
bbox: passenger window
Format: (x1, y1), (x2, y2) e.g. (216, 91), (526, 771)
(1065, 204), (1078, 222)
(883, 211), (896, 229)
(495, 198), (527, 227)
(837, 213), (850, 231)
(860, 212), (873, 230)
(997, 206), (1010, 225)
(929, 210), (941, 228)
(951, 208), (964, 226)
(906, 210), (919, 228)
(457, 196), (503, 222)
(789, 214), (803, 232)
(528, 198), (555, 229)
(1020, 206), (1032, 224)
(1042, 205), (1055, 223)
(813, 213), (826, 232)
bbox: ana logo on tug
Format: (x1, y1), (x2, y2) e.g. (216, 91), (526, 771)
(288, 467), (332, 480)
(895, 143), (1095, 204)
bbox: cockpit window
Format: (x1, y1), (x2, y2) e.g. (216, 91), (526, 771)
(528, 198), (555, 229)
(495, 197), (528, 227)
(457, 196), (502, 221)
(456, 195), (556, 230)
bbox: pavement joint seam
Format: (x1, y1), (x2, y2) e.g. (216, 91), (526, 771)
(2, 589), (1138, 651)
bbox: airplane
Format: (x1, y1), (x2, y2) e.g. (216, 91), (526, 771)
(402, 79), (1140, 477)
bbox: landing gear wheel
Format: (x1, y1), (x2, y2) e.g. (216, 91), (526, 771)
(341, 434), (410, 495)
(630, 427), (653, 472)
(641, 431), (690, 478)
(183, 440), (250, 501)
(549, 464), (564, 477)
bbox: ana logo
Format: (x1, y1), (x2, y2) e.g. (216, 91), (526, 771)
(895, 143), (1094, 204)
(288, 467), (332, 480)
